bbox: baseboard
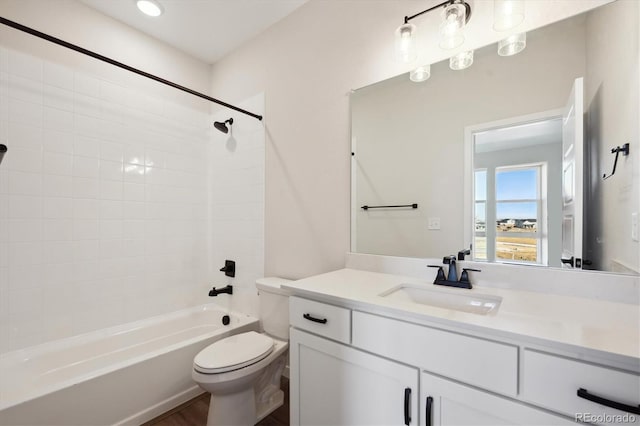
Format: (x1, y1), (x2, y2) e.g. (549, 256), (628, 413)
(115, 386), (205, 426)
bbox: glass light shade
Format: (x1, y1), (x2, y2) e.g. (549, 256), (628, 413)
(394, 23), (418, 63)
(498, 32), (526, 56)
(493, 0), (525, 31)
(450, 50), (474, 70)
(136, 0), (164, 17)
(410, 65), (431, 82)
(439, 2), (466, 50)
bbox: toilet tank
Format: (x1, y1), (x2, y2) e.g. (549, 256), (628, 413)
(256, 277), (292, 340)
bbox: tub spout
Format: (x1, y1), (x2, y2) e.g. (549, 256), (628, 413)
(209, 285), (233, 297)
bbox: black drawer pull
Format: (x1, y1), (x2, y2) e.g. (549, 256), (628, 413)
(577, 388), (640, 415)
(404, 387), (411, 425)
(425, 396), (433, 426)
(303, 313), (327, 324)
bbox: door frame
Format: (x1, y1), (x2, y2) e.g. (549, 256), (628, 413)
(463, 108), (564, 261)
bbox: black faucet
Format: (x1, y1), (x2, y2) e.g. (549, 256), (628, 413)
(209, 285), (233, 297)
(428, 256), (481, 289)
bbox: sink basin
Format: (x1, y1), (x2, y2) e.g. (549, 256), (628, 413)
(379, 284), (502, 315)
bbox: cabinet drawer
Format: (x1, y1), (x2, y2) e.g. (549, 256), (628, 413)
(290, 297), (351, 344)
(523, 350), (640, 423)
(352, 311), (518, 396)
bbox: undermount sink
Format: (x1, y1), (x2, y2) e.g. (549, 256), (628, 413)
(378, 283), (502, 315)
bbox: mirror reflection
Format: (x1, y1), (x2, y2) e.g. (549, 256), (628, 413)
(351, 0), (639, 275)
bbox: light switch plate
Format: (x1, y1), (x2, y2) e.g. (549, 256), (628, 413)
(428, 217), (441, 230)
(632, 212), (638, 242)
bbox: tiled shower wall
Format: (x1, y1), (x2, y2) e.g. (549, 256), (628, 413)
(0, 47), (211, 353)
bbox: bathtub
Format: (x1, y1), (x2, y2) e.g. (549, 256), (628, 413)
(0, 304), (259, 426)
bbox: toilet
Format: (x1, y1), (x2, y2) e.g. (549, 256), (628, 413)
(192, 277), (291, 426)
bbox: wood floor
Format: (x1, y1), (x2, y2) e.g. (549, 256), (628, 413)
(146, 377), (289, 426)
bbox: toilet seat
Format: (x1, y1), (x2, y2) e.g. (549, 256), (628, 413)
(194, 331), (274, 374)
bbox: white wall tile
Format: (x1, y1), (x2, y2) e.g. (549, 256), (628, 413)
(43, 152), (73, 176)
(9, 195), (42, 219)
(43, 85), (74, 112)
(8, 122), (43, 151)
(42, 219), (73, 241)
(2, 50), (215, 353)
(44, 130), (74, 154)
(43, 107), (73, 133)
(8, 98), (42, 127)
(42, 197), (72, 219)
(6, 147), (42, 173)
(8, 74), (42, 105)
(73, 156), (100, 178)
(73, 220), (99, 240)
(42, 175), (72, 197)
(9, 171), (42, 196)
(8, 51), (42, 82)
(74, 135), (101, 158)
(43, 62), (74, 90)
(8, 219), (42, 243)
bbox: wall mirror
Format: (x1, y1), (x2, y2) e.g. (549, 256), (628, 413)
(351, 0), (639, 275)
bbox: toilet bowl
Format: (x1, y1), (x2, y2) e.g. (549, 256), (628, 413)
(192, 277), (291, 426)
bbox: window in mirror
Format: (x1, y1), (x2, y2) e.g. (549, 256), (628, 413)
(476, 165), (545, 265)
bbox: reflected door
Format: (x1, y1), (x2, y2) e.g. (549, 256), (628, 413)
(561, 77), (584, 268)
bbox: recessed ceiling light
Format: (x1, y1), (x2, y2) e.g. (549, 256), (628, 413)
(136, 0), (164, 17)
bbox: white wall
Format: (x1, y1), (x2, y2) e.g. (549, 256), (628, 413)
(0, 0), (214, 353)
(209, 0), (610, 279)
(584, 0), (640, 273)
(351, 15), (584, 260)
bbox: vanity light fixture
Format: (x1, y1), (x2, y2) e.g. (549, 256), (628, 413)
(493, 0), (525, 32)
(136, 0), (164, 17)
(394, 0), (472, 63)
(498, 32), (527, 56)
(450, 50), (474, 70)
(410, 65), (431, 82)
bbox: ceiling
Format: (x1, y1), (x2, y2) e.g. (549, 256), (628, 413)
(474, 118), (563, 154)
(80, 0), (307, 64)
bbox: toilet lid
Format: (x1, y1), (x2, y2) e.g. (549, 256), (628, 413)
(194, 331), (274, 374)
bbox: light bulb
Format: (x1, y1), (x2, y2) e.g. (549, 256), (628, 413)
(136, 0), (164, 17)
(394, 23), (417, 63)
(410, 65), (431, 82)
(450, 50), (474, 70)
(498, 32), (526, 56)
(493, 0), (524, 31)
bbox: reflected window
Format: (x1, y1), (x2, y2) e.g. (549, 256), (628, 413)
(474, 165), (544, 264)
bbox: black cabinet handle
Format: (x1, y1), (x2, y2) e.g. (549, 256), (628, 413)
(404, 388), (411, 425)
(303, 313), (327, 324)
(577, 388), (640, 415)
(425, 396), (433, 426)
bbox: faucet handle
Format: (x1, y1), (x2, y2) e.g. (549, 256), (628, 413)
(459, 268), (481, 284)
(428, 265), (447, 282)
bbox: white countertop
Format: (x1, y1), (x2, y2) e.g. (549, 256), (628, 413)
(283, 268), (640, 367)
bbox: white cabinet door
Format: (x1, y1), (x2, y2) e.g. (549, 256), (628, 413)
(290, 328), (419, 426)
(420, 372), (573, 426)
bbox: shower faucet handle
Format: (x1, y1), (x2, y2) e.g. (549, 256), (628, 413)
(219, 260), (236, 277)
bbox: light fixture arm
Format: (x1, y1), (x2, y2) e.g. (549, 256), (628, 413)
(403, 0), (472, 25)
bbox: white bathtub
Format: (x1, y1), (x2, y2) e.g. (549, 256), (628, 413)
(0, 304), (259, 425)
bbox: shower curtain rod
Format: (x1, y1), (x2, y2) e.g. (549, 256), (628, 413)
(0, 16), (263, 121)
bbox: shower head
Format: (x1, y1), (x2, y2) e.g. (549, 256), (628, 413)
(0, 144), (6, 166)
(213, 118), (233, 134)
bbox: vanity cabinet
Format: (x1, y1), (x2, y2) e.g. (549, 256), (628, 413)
(289, 296), (640, 426)
(290, 328), (419, 425)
